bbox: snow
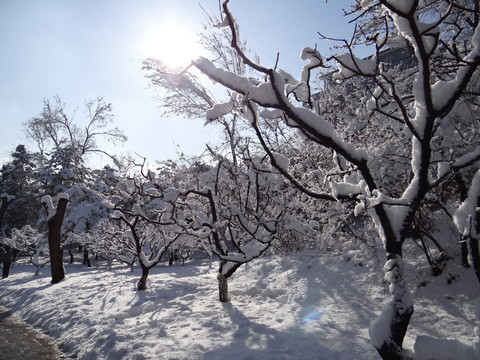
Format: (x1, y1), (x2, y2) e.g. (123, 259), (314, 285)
(454, 170), (480, 237)
(369, 300), (393, 349)
(386, 0), (415, 14)
(0, 250), (478, 360)
(132, 203), (146, 218)
(300, 47), (323, 91)
(436, 162), (451, 181)
(193, 57), (279, 106)
(57, 192), (70, 201)
(40, 195), (56, 220)
(111, 210), (125, 220)
(163, 188), (179, 203)
(333, 53), (376, 80)
(195, 57), (369, 163)
(102, 200), (116, 209)
(354, 202), (365, 216)
(214, 14), (230, 29)
(271, 152), (290, 171)
(453, 146), (480, 168)
(329, 179), (365, 199)
(414, 336), (479, 360)
(205, 99), (233, 123)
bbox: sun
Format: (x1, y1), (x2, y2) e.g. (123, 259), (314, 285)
(141, 22), (201, 70)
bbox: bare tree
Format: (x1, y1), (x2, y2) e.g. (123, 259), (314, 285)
(24, 96), (127, 167)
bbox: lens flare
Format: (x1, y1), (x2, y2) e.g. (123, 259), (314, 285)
(300, 307), (324, 325)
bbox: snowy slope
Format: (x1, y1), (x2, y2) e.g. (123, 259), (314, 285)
(0, 251), (478, 360)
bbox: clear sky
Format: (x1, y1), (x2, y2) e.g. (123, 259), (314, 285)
(0, 0), (356, 167)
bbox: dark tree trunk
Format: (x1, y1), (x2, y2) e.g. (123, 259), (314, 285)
(469, 237), (480, 283)
(456, 173), (470, 268)
(137, 267), (149, 291)
(461, 239), (470, 268)
(83, 248), (92, 267)
(218, 274), (229, 302)
(47, 197), (68, 284)
(469, 211), (480, 283)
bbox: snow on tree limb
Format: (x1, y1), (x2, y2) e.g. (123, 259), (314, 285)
(193, 57), (279, 106)
(193, 57), (370, 165)
(41, 194), (69, 220)
(333, 53), (377, 80)
(454, 170), (480, 237)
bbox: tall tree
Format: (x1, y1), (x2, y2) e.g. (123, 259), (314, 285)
(24, 96), (127, 164)
(144, 1), (480, 358)
(0, 145), (38, 237)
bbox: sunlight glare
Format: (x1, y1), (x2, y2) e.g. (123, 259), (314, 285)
(141, 22), (201, 70)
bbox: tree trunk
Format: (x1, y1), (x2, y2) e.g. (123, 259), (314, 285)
(137, 267), (149, 291)
(47, 197), (68, 284)
(470, 197), (480, 283)
(83, 248), (92, 267)
(456, 173), (470, 268)
(371, 245), (414, 360)
(469, 237), (480, 283)
(461, 238), (470, 268)
(218, 274), (229, 302)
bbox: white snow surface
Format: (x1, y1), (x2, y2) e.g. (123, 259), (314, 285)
(0, 251), (478, 360)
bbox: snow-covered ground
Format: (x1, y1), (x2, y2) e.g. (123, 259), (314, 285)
(0, 250), (478, 360)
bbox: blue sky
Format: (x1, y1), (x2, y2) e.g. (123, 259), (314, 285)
(0, 0), (356, 167)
